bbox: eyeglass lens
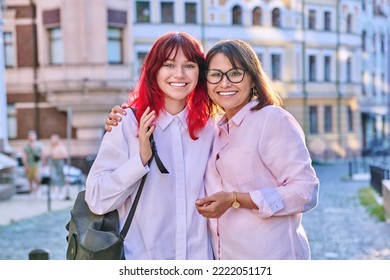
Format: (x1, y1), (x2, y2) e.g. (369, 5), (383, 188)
(206, 68), (246, 84)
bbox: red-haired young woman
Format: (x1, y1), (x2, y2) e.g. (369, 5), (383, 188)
(85, 32), (216, 260)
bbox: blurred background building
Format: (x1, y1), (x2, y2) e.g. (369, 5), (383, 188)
(1, 0), (390, 171)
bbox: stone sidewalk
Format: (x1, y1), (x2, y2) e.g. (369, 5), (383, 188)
(0, 161), (390, 260)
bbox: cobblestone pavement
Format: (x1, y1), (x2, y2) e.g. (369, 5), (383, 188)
(0, 161), (389, 260)
(302, 161), (390, 260)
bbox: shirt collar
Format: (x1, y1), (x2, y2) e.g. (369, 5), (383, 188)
(217, 100), (258, 128)
(155, 107), (189, 130)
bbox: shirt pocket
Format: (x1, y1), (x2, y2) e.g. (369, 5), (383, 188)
(216, 148), (256, 187)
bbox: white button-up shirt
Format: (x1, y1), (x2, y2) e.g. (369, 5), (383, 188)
(85, 107), (216, 259)
(205, 101), (320, 260)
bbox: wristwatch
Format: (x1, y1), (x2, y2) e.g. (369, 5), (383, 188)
(231, 191), (241, 209)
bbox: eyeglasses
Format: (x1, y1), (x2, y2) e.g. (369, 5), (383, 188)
(205, 67), (247, 84)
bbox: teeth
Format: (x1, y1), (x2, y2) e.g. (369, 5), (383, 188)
(170, 83), (186, 87)
(218, 91), (236, 96)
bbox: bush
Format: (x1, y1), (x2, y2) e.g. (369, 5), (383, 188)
(358, 187), (386, 222)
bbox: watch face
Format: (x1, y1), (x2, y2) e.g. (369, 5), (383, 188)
(232, 201), (240, 209)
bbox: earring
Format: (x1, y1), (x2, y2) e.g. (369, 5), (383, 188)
(250, 87), (257, 98)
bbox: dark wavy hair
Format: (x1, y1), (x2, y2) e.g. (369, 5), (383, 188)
(128, 32), (210, 140)
(205, 39), (282, 112)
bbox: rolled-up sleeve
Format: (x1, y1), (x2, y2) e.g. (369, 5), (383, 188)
(251, 108), (319, 218)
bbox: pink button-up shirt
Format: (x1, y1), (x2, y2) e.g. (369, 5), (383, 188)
(205, 101), (319, 260)
(86, 107), (216, 260)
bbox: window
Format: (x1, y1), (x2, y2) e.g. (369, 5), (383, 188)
(308, 10), (316, 29)
(309, 55), (316, 81)
(346, 57), (352, 83)
(381, 73), (385, 95)
(137, 52), (147, 75)
(161, 2), (174, 23)
(324, 106), (332, 133)
(347, 106), (353, 132)
(185, 3), (197, 24)
(7, 104), (17, 139)
(372, 73), (376, 95)
(232, 5), (242, 25)
(271, 54), (281, 80)
(136, 1), (150, 23)
(48, 27), (63, 65)
(252, 7), (262, 25)
(346, 14), (352, 33)
(309, 106), (318, 134)
(362, 30), (366, 51)
(3, 32), (14, 67)
(324, 56), (331, 82)
(380, 34), (385, 54)
(362, 71), (366, 96)
(272, 8), (281, 27)
(324, 11), (331, 31)
(107, 27), (123, 64)
(256, 53), (263, 64)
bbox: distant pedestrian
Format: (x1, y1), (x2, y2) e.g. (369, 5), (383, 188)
(49, 134), (70, 200)
(22, 130), (45, 194)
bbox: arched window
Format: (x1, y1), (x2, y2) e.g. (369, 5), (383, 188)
(252, 7), (262, 26)
(272, 8), (281, 27)
(232, 5), (242, 25)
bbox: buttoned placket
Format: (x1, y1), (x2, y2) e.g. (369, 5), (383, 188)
(171, 117), (187, 259)
(214, 121), (230, 260)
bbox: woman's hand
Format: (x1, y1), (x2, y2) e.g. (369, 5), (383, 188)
(139, 107), (156, 166)
(195, 191), (233, 218)
(104, 105), (127, 132)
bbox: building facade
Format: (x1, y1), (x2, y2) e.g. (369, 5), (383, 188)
(2, 0), (390, 165)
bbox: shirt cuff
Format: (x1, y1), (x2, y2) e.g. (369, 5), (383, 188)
(250, 188), (284, 218)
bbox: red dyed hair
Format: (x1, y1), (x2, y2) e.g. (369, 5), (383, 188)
(128, 32), (210, 140)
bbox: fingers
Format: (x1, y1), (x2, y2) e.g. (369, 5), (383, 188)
(104, 124), (112, 132)
(140, 107), (156, 135)
(105, 105), (127, 132)
(195, 193), (230, 219)
(111, 105), (127, 122)
(196, 198), (209, 206)
(112, 105), (127, 115)
(138, 107), (156, 166)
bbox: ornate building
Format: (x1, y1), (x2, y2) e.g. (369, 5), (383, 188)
(2, 0), (390, 165)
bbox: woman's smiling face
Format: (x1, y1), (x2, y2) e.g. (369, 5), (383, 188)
(157, 47), (199, 113)
(206, 52), (254, 119)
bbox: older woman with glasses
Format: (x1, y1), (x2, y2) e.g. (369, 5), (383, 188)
(195, 39), (319, 260)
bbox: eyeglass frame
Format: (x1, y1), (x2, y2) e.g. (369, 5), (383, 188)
(205, 67), (248, 84)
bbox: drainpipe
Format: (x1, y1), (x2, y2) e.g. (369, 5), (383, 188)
(0, 2), (11, 153)
(301, 0), (308, 143)
(336, 0), (343, 149)
(200, 0), (205, 48)
(30, 0), (39, 137)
